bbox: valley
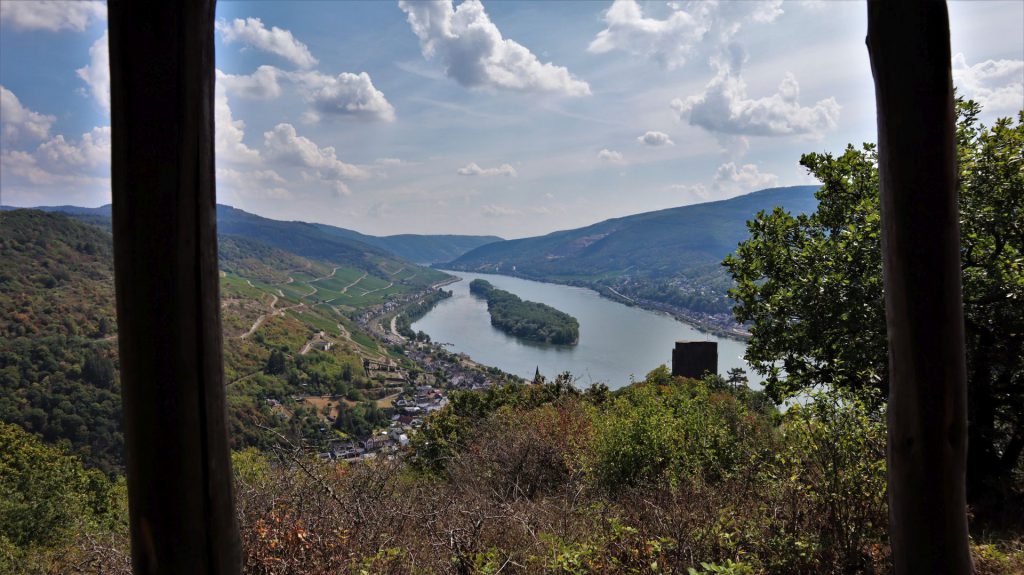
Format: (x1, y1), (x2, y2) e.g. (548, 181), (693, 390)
(443, 185), (820, 336)
(0, 192), (777, 470)
(0, 208), (518, 472)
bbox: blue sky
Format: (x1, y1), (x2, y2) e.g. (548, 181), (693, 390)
(1, 1), (1021, 238)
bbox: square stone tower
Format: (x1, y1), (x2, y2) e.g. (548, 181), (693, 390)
(672, 341), (718, 380)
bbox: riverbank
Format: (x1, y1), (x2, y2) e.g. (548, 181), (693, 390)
(596, 286), (750, 342)
(439, 267), (750, 342)
(416, 270), (755, 387)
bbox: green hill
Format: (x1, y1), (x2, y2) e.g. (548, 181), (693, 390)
(0, 209), (445, 474)
(2, 204), (500, 267)
(0, 210), (122, 473)
(312, 224), (502, 264)
(444, 186), (820, 316)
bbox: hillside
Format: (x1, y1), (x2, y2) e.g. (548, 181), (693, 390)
(1, 203), (500, 266)
(445, 186), (820, 320)
(0, 209), (479, 474)
(312, 224), (502, 264)
(0, 211), (122, 473)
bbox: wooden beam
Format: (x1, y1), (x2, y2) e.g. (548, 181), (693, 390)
(866, 1), (973, 573)
(108, 0), (240, 573)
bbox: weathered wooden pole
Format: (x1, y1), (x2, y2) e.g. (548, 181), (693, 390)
(108, 0), (241, 573)
(866, 1), (973, 573)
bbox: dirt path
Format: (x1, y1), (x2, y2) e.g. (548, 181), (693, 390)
(311, 266), (341, 283)
(325, 272), (369, 303)
(340, 272), (367, 294)
(362, 281), (394, 296)
(300, 332), (323, 355)
(389, 315), (405, 341)
(240, 293), (279, 339)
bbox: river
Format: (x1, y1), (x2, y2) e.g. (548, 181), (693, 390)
(412, 271), (756, 390)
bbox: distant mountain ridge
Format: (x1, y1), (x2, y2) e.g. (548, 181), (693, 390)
(446, 186), (819, 277)
(0, 203), (501, 264)
(311, 224), (501, 264)
(443, 186), (821, 324)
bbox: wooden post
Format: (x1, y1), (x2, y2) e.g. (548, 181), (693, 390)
(108, 1), (241, 573)
(866, 1), (973, 573)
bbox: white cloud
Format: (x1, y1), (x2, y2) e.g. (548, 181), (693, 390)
(0, 1), (105, 32)
(588, 0), (782, 69)
(667, 183), (711, 201)
(712, 161), (777, 195)
(215, 83), (261, 164)
(217, 66), (283, 100)
(288, 71), (396, 122)
(215, 67), (396, 122)
(216, 17), (318, 69)
(588, 0), (710, 69)
(637, 130), (674, 146)
(216, 167), (292, 200)
(330, 181), (352, 197)
(263, 123), (369, 180)
(36, 126), (110, 170)
(456, 162), (517, 177)
(952, 53), (1024, 114)
(375, 157), (404, 165)
(481, 204), (520, 217)
(1, 126), (110, 186)
(672, 49), (840, 138)
(76, 30), (109, 114)
(398, 0), (590, 96)
(597, 148), (624, 163)
(1, 86), (55, 144)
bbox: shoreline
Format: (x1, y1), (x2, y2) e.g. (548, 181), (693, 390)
(437, 267), (750, 343)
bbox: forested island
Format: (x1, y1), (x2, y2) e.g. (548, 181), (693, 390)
(469, 279), (579, 345)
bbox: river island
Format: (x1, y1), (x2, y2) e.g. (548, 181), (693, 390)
(469, 279), (580, 345)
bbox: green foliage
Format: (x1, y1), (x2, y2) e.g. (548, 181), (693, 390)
(219, 234), (326, 284)
(0, 211), (124, 474)
(470, 279), (580, 344)
(332, 401), (388, 438)
(265, 349), (287, 375)
(0, 422), (124, 572)
(687, 559), (754, 575)
(778, 389), (888, 571)
(588, 366), (772, 492)
(411, 374), (582, 475)
(724, 100), (1024, 503)
(956, 103), (1024, 502)
(724, 144), (885, 402)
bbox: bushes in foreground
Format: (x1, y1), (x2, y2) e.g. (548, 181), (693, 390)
(7, 371), (1022, 573)
(232, 369), (895, 574)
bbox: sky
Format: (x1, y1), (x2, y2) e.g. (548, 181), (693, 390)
(1, 1), (1021, 239)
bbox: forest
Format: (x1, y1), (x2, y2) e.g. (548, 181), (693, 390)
(469, 279), (580, 345)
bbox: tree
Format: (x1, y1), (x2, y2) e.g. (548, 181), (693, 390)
(265, 350), (286, 375)
(724, 100), (1023, 506)
(724, 143), (886, 401)
(957, 103), (1024, 506)
(725, 368), (748, 390)
(81, 349), (116, 389)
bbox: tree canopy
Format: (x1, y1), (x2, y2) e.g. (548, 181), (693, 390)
(724, 100), (1024, 505)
